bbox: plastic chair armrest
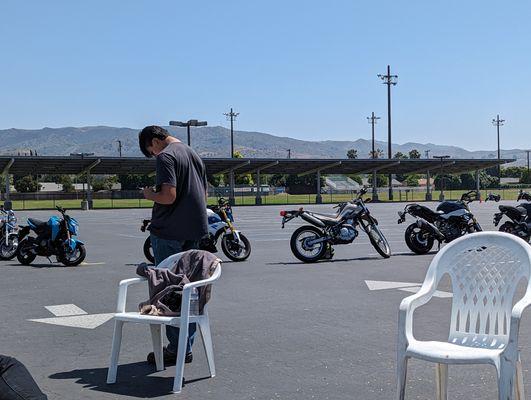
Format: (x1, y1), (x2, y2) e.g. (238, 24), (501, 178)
(398, 279), (437, 342)
(116, 277), (147, 313)
(508, 294), (531, 346)
(182, 264), (222, 290)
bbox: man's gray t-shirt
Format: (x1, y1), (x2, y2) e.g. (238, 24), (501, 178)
(149, 142), (208, 241)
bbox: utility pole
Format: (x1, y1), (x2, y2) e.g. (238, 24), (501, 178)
(367, 112), (381, 201)
(116, 140), (122, 157)
(492, 115), (505, 187)
(425, 149), (431, 200)
(526, 150), (530, 182)
(433, 155), (450, 201)
(378, 65), (398, 200)
(223, 107), (239, 158)
(287, 149), (291, 159)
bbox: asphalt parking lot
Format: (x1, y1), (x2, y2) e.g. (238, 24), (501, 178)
(1, 200), (530, 399)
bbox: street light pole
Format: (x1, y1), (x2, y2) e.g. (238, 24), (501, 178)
(169, 119), (208, 147)
(378, 65), (398, 201)
(526, 150), (530, 179)
(223, 108), (239, 158)
(492, 115), (505, 188)
(433, 155), (450, 201)
(367, 112), (381, 201)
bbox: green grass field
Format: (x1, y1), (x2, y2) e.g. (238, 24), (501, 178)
(7, 188), (529, 210)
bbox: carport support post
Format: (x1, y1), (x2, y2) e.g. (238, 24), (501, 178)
(372, 170), (378, 201)
(229, 171), (235, 206)
(2, 158), (14, 210)
(475, 170), (481, 199)
(255, 169), (262, 205)
(86, 170), (93, 209)
(316, 170), (322, 204)
(425, 170), (432, 201)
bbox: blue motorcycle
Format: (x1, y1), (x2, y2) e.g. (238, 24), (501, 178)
(17, 206), (86, 266)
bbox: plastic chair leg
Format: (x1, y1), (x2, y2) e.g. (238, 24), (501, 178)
(198, 316), (216, 377)
(498, 360), (515, 400)
(172, 321), (189, 393)
(516, 354), (525, 400)
(150, 324), (164, 371)
(436, 363), (448, 400)
(107, 320), (124, 384)
(396, 352), (408, 400)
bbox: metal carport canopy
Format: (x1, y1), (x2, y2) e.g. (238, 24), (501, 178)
(0, 156), (515, 176)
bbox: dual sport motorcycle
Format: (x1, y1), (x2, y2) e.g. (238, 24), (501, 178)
(17, 206), (86, 266)
(398, 190), (482, 254)
(280, 187), (391, 263)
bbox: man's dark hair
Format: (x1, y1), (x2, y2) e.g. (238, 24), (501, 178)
(138, 125), (170, 158)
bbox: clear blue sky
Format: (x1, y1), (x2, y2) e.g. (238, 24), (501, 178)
(1, 0), (530, 151)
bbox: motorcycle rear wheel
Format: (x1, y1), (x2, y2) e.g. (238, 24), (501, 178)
(404, 224), (434, 255)
(16, 239), (37, 265)
(143, 237), (155, 264)
(290, 226), (327, 263)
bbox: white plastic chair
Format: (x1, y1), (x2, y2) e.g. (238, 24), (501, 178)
(106, 252), (222, 393)
(397, 232), (531, 400)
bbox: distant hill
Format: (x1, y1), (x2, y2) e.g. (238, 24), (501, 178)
(0, 125), (525, 166)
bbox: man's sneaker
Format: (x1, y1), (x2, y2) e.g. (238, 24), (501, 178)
(147, 346), (193, 365)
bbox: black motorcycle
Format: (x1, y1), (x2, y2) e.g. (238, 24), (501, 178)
(280, 187), (391, 263)
(493, 190), (531, 242)
(485, 192), (501, 202)
(397, 190), (482, 254)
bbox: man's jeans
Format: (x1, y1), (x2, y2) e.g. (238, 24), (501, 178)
(0, 355), (47, 400)
(150, 234), (198, 354)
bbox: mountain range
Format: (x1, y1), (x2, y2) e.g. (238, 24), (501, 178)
(0, 126), (526, 166)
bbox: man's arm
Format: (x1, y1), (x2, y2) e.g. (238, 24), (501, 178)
(143, 184), (176, 205)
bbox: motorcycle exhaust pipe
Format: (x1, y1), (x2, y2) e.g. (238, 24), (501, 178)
(300, 212), (326, 228)
(416, 218), (445, 241)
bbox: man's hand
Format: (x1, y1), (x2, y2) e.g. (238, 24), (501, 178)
(142, 187), (155, 200)
(143, 184), (176, 205)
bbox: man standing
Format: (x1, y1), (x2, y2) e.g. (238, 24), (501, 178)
(139, 125), (208, 365)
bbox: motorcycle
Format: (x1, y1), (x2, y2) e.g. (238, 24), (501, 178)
(485, 192), (501, 202)
(397, 190), (482, 254)
(518, 189), (531, 202)
(0, 205), (19, 260)
(142, 197), (251, 263)
(16, 206), (86, 266)
(280, 187), (391, 263)
(493, 190), (531, 242)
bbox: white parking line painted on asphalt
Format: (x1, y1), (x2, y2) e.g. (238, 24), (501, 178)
(29, 314), (114, 329)
(117, 233), (145, 239)
(45, 304), (87, 317)
(365, 280), (452, 298)
(30, 304), (114, 329)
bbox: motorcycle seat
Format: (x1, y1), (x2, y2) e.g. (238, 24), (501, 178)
(499, 205), (527, 217)
(28, 218), (48, 228)
(307, 212), (342, 224)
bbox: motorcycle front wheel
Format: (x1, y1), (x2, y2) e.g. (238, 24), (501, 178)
(143, 236), (155, 264)
(58, 242), (86, 266)
(221, 232), (251, 261)
(0, 237), (18, 260)
(404, 224), (434, 255)
(16, 239), (37, 265)
(289, 226), (327, 263)
(361, 219), (391, 258)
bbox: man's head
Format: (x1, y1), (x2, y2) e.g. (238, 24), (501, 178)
(138, 125), (171, 158)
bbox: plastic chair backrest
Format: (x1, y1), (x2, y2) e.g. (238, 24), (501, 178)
(429, 232), (531, 349)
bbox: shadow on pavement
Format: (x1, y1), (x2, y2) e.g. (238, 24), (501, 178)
(49, 362), (211, 398)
